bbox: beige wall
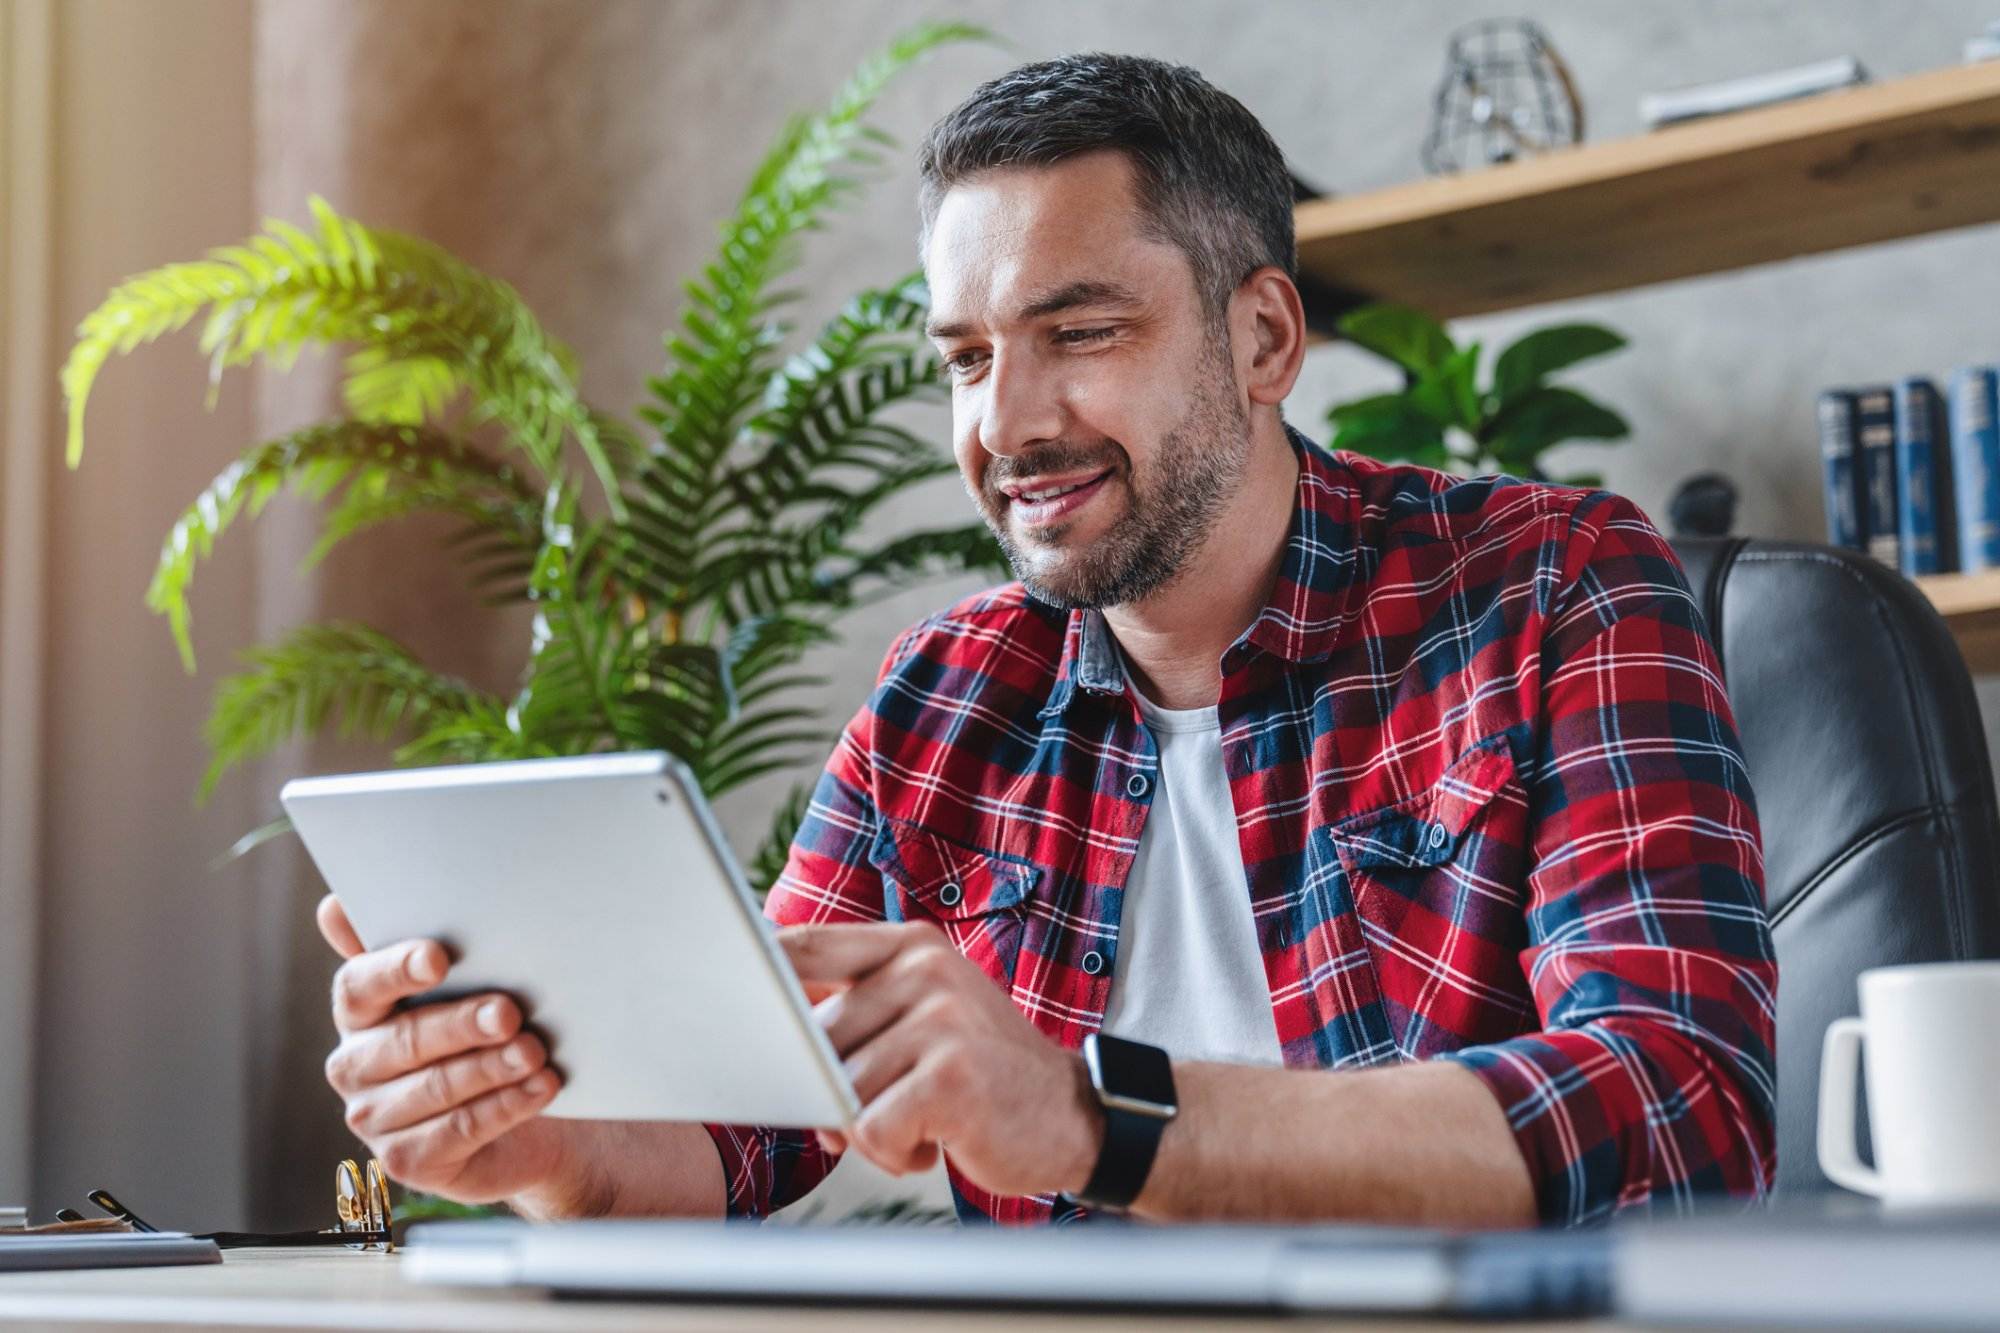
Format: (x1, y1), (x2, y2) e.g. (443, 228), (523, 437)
(10, 0), (262, 1224)
(11, 0), (2000, 1225)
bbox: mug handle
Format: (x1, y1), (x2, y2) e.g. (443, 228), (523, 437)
(1818, 1016), (1883, 1196)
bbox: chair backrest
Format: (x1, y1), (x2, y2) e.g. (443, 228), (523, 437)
(1671, 537), (2000, 1191)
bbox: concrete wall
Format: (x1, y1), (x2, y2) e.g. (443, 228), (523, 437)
(10, 0), (2000, 1225)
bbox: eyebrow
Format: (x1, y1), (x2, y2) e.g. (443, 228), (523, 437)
(925, 279), (1145, 341)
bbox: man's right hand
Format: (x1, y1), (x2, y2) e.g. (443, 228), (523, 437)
(316, 894), (592, 1211)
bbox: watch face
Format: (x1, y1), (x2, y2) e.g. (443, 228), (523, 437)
(1090, 1034), (1176, 1113)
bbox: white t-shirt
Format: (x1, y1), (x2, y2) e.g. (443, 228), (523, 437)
(1099, 666), (1284, 1067)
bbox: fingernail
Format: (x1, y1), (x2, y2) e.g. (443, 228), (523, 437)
(477, 1000), (506, 1035)
(526, 1070), (556, 1096)
(408, 945), (442, 985)
(503, 1038), (531, 1071)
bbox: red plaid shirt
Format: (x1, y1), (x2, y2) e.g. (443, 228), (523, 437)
(708, 430), (1777, 1226)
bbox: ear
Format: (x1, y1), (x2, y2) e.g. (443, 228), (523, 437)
(1229, 267), (1307, 409)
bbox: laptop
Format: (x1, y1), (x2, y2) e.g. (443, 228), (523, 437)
(404, 1218), (1612, 1316)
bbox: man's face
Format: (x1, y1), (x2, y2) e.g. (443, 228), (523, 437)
(923, 151), (1251, 611)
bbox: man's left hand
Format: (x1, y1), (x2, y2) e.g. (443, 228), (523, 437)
(780, 922), (1103, 1199)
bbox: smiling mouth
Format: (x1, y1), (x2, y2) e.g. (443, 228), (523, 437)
(1000, 467), (1116, 527)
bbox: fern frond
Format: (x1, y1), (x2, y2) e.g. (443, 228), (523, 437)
(150, 420), (535, 670)
(64, 196), (623, 513)
(817, 523), (1010, 609)
(727, 278), (942, 523)
(201, 622), (493, 800)
(635, 25), (979, 588)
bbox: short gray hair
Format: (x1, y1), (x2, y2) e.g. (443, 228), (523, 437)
(917, 52), (1296, 314)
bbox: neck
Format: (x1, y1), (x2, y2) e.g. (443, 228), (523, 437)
(1103, 417), (1298, 710)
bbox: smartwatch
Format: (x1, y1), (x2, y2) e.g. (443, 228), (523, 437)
(1073, 1033), (1177, 1211)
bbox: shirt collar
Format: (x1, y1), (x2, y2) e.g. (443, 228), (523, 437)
(1038, 426), (1361, 720)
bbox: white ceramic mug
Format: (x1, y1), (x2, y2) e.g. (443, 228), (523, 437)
(1818, 960), (2000, 1205)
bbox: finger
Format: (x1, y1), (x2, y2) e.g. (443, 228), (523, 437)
(329, 939), (450, 1032)
(316, 895), (364, 959)
(347, 1032), (547, 1137)
(780, 922), (932, 990)
(375, 1068), (562, 1187)
(848, 1060), (944, 1177)
(330, 993), (521, 1090)
(813, 983), (907, 1059)
(816, 1129), (849, 1156)
(839, 1007), (930, 1106)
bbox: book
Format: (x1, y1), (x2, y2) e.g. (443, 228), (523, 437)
(1855, 385), (1900, 569)
(1894, 377), (1956, 575)
(1640, 56), (1867, 127)
(1951, 366), (2000, 571)
(1816, 390), (1864, 549)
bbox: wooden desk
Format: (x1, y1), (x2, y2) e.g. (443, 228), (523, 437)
(0, 1247), (1618, 1332)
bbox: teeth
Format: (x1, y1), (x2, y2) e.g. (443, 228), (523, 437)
(1020, 478), (1090, 502)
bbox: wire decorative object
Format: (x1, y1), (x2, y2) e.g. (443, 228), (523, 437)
(1422, 19), (1583, 175)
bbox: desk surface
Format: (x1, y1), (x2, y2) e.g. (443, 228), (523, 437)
(0, 1247), (1626, 1332)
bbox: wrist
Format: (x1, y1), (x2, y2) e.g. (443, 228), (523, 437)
(1068, 1034), (1177, 1212)
(509, 1127), (618, 1221)
(1058, 1052), (1107, 1197)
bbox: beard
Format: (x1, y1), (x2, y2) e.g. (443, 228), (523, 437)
(971, 345), (1251, 612)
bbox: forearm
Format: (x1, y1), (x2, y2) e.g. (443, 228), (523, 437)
(509, 1120), (726, 1221)
(1125, 1059), (1535, 1228)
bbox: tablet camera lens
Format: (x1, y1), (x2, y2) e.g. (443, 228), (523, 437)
(656, 789), (672, 805)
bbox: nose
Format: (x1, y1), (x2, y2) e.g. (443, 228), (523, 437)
(972, 348), (1065, 461)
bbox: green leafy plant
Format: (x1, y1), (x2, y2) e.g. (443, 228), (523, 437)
(1324, 303), (1629, 486)
(61, 22), (1005, 884)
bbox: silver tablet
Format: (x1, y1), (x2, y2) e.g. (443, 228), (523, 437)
(280, 752), (859, 1129)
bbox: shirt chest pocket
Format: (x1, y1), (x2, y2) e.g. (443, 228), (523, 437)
(1323, 735), (1535, 1057)
(867, 818), (1039, 988)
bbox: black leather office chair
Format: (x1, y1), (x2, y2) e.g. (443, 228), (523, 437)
(1671, 537), (2000, 1191)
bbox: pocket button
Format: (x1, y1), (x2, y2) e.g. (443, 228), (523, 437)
(1427, 822), (1449, 850)
(938, 880), (963, 908)
(1082, 950), (1105, 975)
(1126, 772), (1152, 799)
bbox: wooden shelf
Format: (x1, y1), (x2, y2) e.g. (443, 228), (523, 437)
(1294, 61), (2000, 324)
(1915, 570), (2000, 674)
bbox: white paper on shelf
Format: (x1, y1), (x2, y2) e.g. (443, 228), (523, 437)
(1640, 56), (1867, 127)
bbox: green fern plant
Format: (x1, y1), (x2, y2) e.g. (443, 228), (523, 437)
(62, 22), (1004, 885)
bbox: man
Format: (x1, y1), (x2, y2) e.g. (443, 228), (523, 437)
(317, 53), (1776, 1229)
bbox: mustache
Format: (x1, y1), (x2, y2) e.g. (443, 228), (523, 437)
(982, 444), (1123, 494)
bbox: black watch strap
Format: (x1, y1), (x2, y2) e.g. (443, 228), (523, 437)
(1078, 1103), (1169, 1210)
(1074, 1033), (1175, 1211)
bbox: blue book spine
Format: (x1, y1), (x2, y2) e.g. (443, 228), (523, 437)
(1817, 390), (1862, 549)
(1894, 377), (1955, 575)
(1855, 386), (1899, 569)
(1951, 366), (2000, 572)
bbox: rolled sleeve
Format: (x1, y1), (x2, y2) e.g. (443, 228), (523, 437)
(1443, 490), (1778, 1225)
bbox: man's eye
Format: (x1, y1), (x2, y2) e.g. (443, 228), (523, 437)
(1056, 327), (1116, 346)
(943, 350), (988, 378)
